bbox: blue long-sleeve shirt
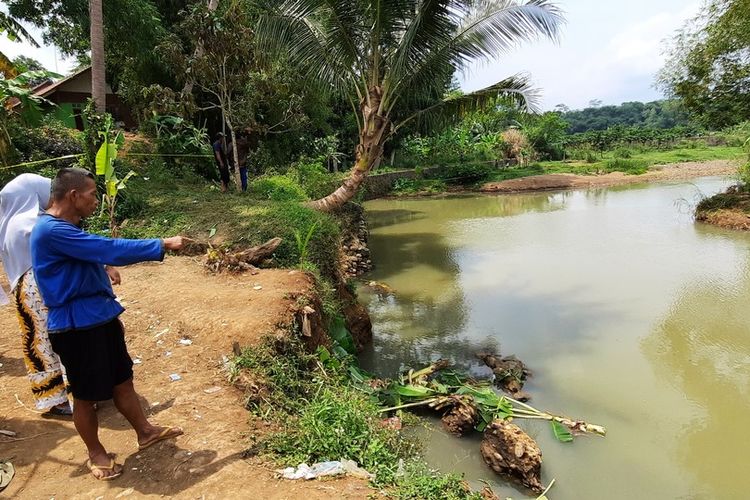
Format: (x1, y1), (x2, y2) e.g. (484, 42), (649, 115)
(30, 213), (165, 333)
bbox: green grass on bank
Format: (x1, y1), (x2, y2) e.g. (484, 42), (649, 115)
(388, 145), (743, 195)
(498, 144), (743, 182)
(231, 337), (483, 499)
(87, 159), (342, 276)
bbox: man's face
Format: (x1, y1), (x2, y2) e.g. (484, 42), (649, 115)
(71, 177), (99, 218)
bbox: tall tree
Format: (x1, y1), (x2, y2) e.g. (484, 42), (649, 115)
(8, 0), (171, 96)
(89, 0), (106, 112)
(257, 0), (563, 211)
(658, 0), (750, 128)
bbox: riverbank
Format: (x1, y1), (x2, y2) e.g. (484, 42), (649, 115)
(480, 160), (738, 193)
(0, 257), (376, 498)
(695, 186), (750, 230)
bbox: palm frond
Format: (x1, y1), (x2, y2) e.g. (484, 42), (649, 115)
(255, 0), (365, 94)
(369, 0), (413, 85)
(393, 73), (540, 133)
(385, 0), (458, 95)
(386, 0), (563, 111)
(0, 12), (39, 48)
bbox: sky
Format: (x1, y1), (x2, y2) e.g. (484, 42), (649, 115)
(0, 17), (77, 76)
(459, 0), (701, 111)
(1, 1), (700, 111)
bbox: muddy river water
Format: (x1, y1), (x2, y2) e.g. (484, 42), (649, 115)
(359, 176), (750, 499)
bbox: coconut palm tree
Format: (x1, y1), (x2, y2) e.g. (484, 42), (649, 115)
(90, 0), (106, 112)
(257, 0), (563, 211)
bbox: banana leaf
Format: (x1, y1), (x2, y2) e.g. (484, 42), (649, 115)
(329, 316), (356, 355)
(551, 421), (573, 443)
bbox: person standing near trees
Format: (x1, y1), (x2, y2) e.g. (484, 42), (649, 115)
(212, 132), (230, 192)
(30, 167), (184, 481)
(227, 131), (250, 192)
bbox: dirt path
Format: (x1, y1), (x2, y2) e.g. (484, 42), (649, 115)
(480, 160), (738, 193)
(0, 257), (370, 499)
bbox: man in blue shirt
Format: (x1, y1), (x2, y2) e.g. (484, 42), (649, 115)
(31, 167), (184, 481)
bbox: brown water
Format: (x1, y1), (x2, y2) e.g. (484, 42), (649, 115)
(359, 177), (750, 499)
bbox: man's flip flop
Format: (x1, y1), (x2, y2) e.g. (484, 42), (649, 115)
(138, 426), (184, 451)
(86, 455), (122, 481)
(0, 461), (15, 491)
(42, 404), (73, 418)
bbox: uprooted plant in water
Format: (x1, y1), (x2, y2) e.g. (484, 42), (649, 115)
(229, 326), (605, 497)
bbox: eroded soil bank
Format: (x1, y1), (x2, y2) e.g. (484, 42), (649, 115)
(0, 257), (372, 499)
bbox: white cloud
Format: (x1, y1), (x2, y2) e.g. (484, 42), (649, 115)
(459, 1), (700, 110)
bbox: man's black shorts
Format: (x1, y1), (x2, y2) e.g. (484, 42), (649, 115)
(49, 319), (133, 401)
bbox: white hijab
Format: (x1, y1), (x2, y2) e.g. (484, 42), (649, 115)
(0, 174), (51, 305)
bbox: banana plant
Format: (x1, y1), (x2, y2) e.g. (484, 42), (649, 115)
(95, 115), (136, 237)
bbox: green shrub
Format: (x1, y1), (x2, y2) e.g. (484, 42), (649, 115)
(603, 158), (649, 175)
(7, 118), (82, 168)
(146, 114), (215, 180)
(613, 147), (633, 159)
(568, 147), (598, 163)
(720, 121), (750, 147)
(250, 175), (309, 202)
(696, 192), (743, 211)
(738, 138), (750, 190)
(392, 178), (446, 195)
(245, 201), (339, 276)
(432, 162), (493, 184)
(286, 157), (339, 199)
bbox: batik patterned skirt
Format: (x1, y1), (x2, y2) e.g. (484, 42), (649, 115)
(14, 269), (70, 410)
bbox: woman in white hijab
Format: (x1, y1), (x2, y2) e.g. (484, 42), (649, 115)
(0, 173), (72, 415)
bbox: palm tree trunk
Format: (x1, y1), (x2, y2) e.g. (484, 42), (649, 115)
(309, 87), (387, 212)
(89, 0), (106, 113)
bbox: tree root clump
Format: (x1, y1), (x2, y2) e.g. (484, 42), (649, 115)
(480, 419), (543, 493)
(477, 352), (532, 401)
(205, 237), (282, 273)
(431, 395), (479, 436)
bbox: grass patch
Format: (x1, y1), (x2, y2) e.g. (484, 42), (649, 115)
(266, 385), (409, 484)
(393, 463), (482, 500)
(392, 178), (447, 196)
(230, 335), (483, 497)
(110, 173), (341, 276)
(696, 192), (750, 212)
(485, 145), (744, 183)
(602, 158), (649, 175)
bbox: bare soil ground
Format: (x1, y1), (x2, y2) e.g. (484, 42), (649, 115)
(0, 257), (371, 499)
(697, 208), (750, 230)
(480, 160), (738, 193)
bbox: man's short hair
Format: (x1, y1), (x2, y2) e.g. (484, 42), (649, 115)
(51, 167), (95, 202)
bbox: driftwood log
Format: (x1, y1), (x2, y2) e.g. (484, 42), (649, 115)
(480, 420), (543, 493)
(205, 238), (282, 273)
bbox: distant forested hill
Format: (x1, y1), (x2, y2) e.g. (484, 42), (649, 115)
(561, 100), (694, 133)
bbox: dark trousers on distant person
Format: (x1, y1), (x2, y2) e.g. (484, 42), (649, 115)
(239, 167), (248, 192)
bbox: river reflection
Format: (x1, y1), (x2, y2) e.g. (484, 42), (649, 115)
(360, 177), (750, 499)
(643, 258), (750, 499)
